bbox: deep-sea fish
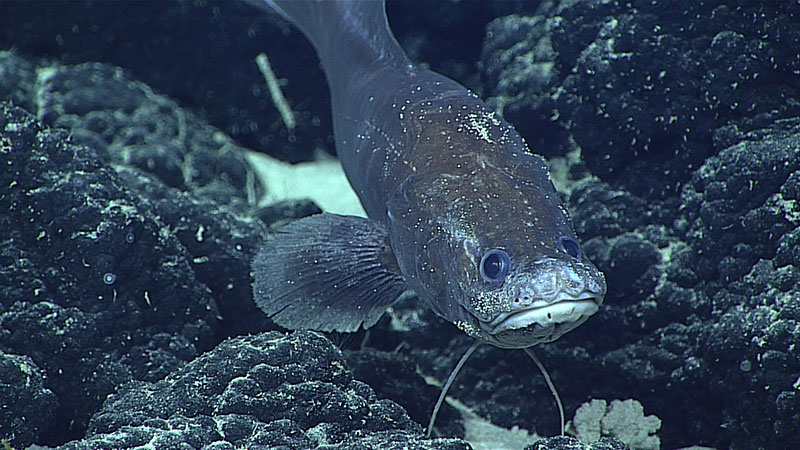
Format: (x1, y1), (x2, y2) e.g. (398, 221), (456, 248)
(249, 0), (608, 435)
(250, 0), (606, 352)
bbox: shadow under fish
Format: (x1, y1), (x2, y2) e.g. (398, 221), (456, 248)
(247, 0), (607, 437)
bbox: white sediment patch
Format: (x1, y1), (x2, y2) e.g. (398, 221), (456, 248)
(245, 149), (366, 217)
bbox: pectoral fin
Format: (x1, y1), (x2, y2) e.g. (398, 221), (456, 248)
(252, 213), (407, 332)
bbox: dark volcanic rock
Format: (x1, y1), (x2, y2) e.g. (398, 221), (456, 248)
(0, 100), (272, 447)
(2, 1), (799, 450)
(58, 331), (468, 450)
(472, 2), (800, 449)
(0, 52), (263, 206)
(0, 101), (206, 445)
(526, 436), (629, 450)
(0, 0), (330, 163)
(682, 120), (800, 285)
(0, 350), (57, 446)
(481, 1), (800, 199)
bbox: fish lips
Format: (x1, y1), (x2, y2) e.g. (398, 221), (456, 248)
(477, 294), (602, 349)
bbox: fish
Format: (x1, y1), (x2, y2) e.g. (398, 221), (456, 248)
(250, 0), (606, 351)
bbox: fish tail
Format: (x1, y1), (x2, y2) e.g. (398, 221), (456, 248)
(251, 0), (411, 93)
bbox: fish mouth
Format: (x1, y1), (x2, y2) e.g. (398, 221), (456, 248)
(486, 295), (600, 334)
(475, 294), (601, 349)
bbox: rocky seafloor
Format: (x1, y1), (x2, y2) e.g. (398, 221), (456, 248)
(1, 1), (798, 449)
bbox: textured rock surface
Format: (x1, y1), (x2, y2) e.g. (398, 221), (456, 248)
(0, 98), (272, 445)
(57, 331), (468, 450)
(481, 1), (800, 199)
(1, 1), (798, 450)
(467, 2), (800, 450)
(0, 350), (57, 446)
(527, 436), (630, 450)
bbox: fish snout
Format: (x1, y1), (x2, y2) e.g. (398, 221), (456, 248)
(511, 259), (605, 309)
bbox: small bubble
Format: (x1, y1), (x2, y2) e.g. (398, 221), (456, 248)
(739, 360), (752, 372)
(125, 231), (136, 244)
(103, 273), (117, 285)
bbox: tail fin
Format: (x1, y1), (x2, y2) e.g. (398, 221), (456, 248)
(249, 0), (411, 93)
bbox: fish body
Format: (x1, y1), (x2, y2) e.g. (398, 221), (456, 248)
(251, 0), (606, 349)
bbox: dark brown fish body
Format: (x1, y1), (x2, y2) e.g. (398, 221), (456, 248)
(251, 0), (606, 349)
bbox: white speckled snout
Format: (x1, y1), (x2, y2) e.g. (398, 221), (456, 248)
(512, 259), (605, 308)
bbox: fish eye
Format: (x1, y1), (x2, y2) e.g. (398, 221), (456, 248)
(557, 236), (582, 260)
(479, 249), (511, 282)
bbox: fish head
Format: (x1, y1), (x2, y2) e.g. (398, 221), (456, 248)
(456, 239), (607, 349)
(387, 155), (606, 349)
